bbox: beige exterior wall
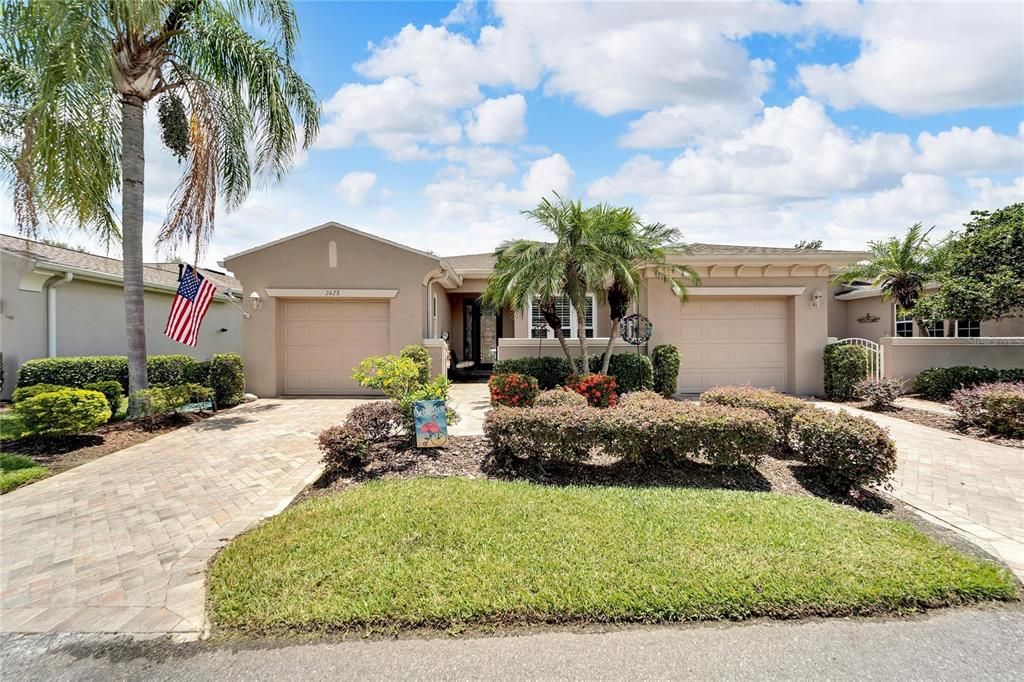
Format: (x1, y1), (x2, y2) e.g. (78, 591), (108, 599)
(497, 338), (636, 361)
(644, 275), (831, 395)
(1, 252), (241, 399)
(881, 337), (1024, 385)
(832, 291), (1024, 341)
(224, 225), (439, 397)
(982, 316), (1024, 336)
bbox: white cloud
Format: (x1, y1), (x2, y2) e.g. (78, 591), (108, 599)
(466, 94), (527, 144)
(619, 98), (763, 149)
(915, 125), (1024, 175)
(442, 0), (478, 27)
(443, 146), (518, 178)
(335, 171), (378, 206)
(799, 2), (1024, 114)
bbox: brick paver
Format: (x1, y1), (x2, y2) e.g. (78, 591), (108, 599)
(0, 398), (361, 638)
(819, 402), (1024, 580)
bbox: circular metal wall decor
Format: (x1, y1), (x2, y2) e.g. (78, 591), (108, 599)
(620, 313), (653, 346)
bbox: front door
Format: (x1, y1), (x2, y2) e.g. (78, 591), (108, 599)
(463, 299), (502, 369)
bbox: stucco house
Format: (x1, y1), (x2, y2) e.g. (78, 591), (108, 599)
(222, 222), (872, 397)
(0, 235), (242, 400)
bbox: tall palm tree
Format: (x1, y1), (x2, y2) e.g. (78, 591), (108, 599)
(595, 211), (700, 374)
(483, 195), (621, 374)
(833, 223), (940, 335)
(2, 0), (319, 410)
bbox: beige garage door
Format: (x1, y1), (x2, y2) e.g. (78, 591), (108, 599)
(282, 299), (390, 395)
(678, 298), (788, 393)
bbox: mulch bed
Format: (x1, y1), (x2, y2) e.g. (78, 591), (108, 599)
(2, 412), (211, 475)
(293, 437), (892, 514)
(848, 401), (1024, 450)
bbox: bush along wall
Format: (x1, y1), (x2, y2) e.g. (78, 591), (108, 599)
(588, 353), (653, 393)
(651, 344), (680, 397)
(913, 366), (1024, 401)
(823, 344), (869, 401)
(492, 357), (574, 390)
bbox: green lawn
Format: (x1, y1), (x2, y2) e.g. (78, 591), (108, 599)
(0, 410), (30, 442)
(209, 478), (1017, 633)
(0, 453), (48, 493)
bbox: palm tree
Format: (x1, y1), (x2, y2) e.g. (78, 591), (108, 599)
(2, 1), (319, 410)
(595, 211), (700, 374)
(833, 223), (940, 335)
(483, 196), (621, 374)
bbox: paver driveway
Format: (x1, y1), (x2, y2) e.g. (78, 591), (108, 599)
(0, 398), (361, 639)
(819, 402), (1024, 580)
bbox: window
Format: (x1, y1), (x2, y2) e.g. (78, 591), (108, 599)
(530, 295), (595, 338)
(894, 308), (913, 337)
(924, 319), (945, 337)
(955, 319), (981, 337)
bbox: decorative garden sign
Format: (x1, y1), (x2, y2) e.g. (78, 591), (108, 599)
(414, 399), (449, 448)
(621, 313), (654, 346)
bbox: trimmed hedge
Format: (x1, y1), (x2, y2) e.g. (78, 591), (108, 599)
(652, 344), (680, 397)
(589, 353), (653, 393)
(488, 373), (540, 408)
(789, 409), (897, 492)
(209, 353), (245, 406)
(534, 388), (588, 408)
(824, 344), (869, 401)
(492, 356), (573, 390)
(318, 425), (370, 473)
(913, 366), (1024, 401)
(12, 383), (66, 404)
(18, 356), (129, 390)
(700, 385), (808, 442)
(14, 388), (111, 436)
(83, 381), (124, 417)
(950, 382), (1024, 436)
(484, 406), (604, 463)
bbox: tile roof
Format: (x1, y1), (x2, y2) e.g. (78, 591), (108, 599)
(0, 233), (240, 292)
(442, 243), (866, 272)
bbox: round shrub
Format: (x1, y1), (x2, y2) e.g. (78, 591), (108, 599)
(484, 406), (603, 463)
(652, 344), (680, 397)
(488, 372), (540, 407)
(534, 388), (588, 408)
(344, 400), (406, 441)
(492, 357), (573, 390)
(618, 389), (671, 410)
(399, 344), (432, 384)
(11, 383), (66, 404)
(570, 373), (618, 408)
(589, 353), (653, 393)
(14, 388), (111, 436)
(700, 385), (808, 442)
(789, 409), (897, 493)
(83, 380), (124, 417)
(950, 382), (1024, 436)
(823, 344), (869, 401)
(855, 377), (904, 410)
(317, 425), (370, 473)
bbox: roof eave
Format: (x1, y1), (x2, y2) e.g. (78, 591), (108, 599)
(222, 221), (442, 264)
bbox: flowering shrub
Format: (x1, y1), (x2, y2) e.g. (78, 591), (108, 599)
(317, 425), (370, 473)
(855, 377), (904, 409)
(700, 385), (808, 443)
(534, 388), (588, 408)
(488, 372), (540, 407)
(588, 353), (653, 393)
(789, 409), (897, 492)
(344, 400), (406, 441)
(484, 406), (603, 463)
(399, 344), (432, 384)
(352, 355), (421, 398)
(605, 400), (776, 466)
(569, 373), (618, 408)
(950, 382), (1024, 436)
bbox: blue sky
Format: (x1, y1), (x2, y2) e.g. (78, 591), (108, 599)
(4, 1), (1022, 266)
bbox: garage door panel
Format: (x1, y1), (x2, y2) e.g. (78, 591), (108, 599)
(677, 297), (789, 393)
(282, 300), (390, 395)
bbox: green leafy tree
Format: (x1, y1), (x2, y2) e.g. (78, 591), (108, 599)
(794, 239), (823, 249)
(916, 204), (1024, 324)
(483, 195), (622, 374)
(2, 1), (319, 411)
(595, 210), (699, 374)
(833, 223), (942, 335)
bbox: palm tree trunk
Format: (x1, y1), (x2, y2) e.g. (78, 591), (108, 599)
(600, 318), (619, 374)
(914, 317), (930, 337)
(121, 96), (149, 413)
(552, 328), (579, 374)
(575, 305), (589, 375)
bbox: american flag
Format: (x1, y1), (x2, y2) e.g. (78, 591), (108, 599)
(165, 265), (216, 347)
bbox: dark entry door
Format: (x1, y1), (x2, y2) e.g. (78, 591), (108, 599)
(463, 299), (502, 369)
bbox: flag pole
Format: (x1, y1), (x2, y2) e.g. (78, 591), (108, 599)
(177, 263), (250, 319)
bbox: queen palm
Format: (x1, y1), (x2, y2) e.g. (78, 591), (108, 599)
(595, 211), (700, 375)
(1, 0), (318, 409)
(483, 196), (621, 374)
(833, 223), (940, 335)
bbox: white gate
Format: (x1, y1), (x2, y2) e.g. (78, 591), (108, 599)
(828, 338), (883, 381)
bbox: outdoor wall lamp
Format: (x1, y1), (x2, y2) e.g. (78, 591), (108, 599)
(249, 290), (263, 311)
(810, 290), (823, 308)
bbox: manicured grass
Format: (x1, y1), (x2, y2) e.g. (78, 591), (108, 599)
(0, 410), (30, 442)
(0, 453), (48, 493)
(209, 478), (1017, 633)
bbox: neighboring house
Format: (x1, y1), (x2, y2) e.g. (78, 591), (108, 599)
(0, 235), (243, 400)
(829, 283), (1024, 341)
(222, 222), (868, 396)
